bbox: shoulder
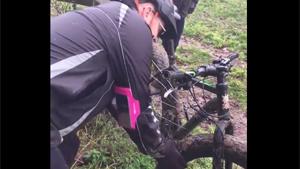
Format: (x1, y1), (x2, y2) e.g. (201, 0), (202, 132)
(119, 8), (152, 41)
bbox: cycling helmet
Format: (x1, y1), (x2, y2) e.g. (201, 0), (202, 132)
(136, 0), (181, 39)
(155, 0), (181, 39)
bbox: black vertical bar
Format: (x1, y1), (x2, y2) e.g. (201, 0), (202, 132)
(216, 71), (229, 120)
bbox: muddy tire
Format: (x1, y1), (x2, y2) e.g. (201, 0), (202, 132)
(176, 134), (247, 168)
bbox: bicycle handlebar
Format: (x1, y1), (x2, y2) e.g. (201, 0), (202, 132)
(197, 53), (239, 77)
(218, 53), (239, 66)
(196, 65), (217, 77)
(163, 53), (239, 81)
(163, 70), (187, 79)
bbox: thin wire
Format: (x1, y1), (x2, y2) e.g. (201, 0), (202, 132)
(161, 101), (178, 109)
(151, 60), (226, 130)
(153, 112), (187, 130)
(188, 88), (228, 119)
(189, 87), (202, 110)
(152, 60), (177, 91)
(150, 75), (180, 103)
(201, 77), (207, 104)
(192, 76), (215, 86)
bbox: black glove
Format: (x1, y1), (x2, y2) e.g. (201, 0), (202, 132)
(155, 139), (187, 169)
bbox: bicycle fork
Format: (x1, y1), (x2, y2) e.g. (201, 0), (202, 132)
(213, 70), (234, 169)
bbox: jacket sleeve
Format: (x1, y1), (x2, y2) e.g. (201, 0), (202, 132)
(103, 4), (165, 157)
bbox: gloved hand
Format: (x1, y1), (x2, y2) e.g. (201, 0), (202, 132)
(155, 139), (187, 169)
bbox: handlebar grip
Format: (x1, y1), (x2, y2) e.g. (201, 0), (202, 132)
(229, 53), (239, 62)
(163, 70), (186, 79)
(197, 67), (206, 76)
(196, 65), (217, 77)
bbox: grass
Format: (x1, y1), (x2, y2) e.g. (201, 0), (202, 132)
(51, 0), (74, 16)
(228, 67), (247, 110)
(176, 46), (212, 69)
(184, 0), (247, 61)
(191, 124), (215, 135)
(72, 112), (155, 169)
(188, 158), (213, 169)
(178, 0), (247, 111)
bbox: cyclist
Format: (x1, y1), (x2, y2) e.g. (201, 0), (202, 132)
(51, 0), (186, 169)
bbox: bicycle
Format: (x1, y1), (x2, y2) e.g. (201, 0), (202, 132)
(149, 53), (247, 169)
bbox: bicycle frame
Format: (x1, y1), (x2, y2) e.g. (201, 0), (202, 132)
(150, 54), (239, 169)
(172, 69), (231, 140)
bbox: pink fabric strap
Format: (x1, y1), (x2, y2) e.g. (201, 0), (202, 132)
(114, 86), (141, 129)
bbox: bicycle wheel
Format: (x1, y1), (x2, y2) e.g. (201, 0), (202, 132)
(176, 134), (247, 168)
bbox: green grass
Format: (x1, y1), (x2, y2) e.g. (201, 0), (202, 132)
(188, 158), (243, 169)
(177, 0), (247, 111)
(228, 67), (247, 110)
(187, 158), (213, 169)
(72, 112), (155, 169)
(191, 125), (215, 135)
(184, 0), (247, 60)
(176, 46), (212, 69)
(51, 0), (74, 16)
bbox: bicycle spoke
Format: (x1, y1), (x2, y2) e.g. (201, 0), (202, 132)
(152, 60), (177, 91)
(153, 112), (187, 130)
(150, 75), (180, 103)
(161, 101), (178, 109)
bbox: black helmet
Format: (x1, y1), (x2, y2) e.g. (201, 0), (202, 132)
(151, 0), (181, 39)
(135, 0), (180, 39)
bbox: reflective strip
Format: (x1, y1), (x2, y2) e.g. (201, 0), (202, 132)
(51, 49), (102, 79)
(59, 81), (114, 136)
(153, 116), (158, 123)
(118, 4), (129, 28)
(156, 129), (161, 134)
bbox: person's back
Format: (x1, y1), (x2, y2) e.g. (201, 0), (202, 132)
(51, 1), (186, 169)
(51, 1), (153, 131)
(51, 2), (154, 168)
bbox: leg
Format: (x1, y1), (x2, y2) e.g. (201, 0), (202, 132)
(51, 147), (69, 169)
(51, 124), (69, 169)
(174, 17), (186, 50)
(58, 132), (81, 167)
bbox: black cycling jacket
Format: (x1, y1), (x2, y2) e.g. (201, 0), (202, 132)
(51, 1), (154, 136)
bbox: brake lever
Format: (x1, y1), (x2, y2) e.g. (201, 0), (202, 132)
(214, 53), (239, 66)
(220, 58), (231, 65)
